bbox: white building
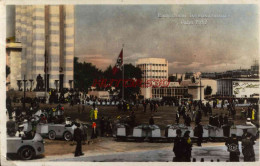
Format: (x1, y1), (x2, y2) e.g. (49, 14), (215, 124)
(9, 5), (75, 90)
(136, 58), (168, 99)
(217, 78), (259, 98)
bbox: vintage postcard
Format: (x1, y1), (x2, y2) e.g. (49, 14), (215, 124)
(1, 0), (260, 165)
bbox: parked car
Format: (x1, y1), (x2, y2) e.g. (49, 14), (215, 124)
(7, 133), (44, 160)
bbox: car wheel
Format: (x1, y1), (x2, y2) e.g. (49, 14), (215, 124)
(48, 130), (56, 140)
(19, 146), (35, 160)
(64, 131), (72, 141)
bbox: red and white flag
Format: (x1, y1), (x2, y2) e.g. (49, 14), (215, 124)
(112, 49), (123, 75)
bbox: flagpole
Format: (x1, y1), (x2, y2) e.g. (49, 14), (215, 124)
(122, 44), (124, 101)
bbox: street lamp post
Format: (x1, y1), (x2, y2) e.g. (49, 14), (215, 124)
(29, 79), (33, 91)
(54, 80), (59, 91)
(22, 75), (27, 111)
(17, 80), (22, 91)
(200, 77), (202, 102)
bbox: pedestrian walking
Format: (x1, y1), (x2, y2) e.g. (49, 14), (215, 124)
(74, 123), (84, 157)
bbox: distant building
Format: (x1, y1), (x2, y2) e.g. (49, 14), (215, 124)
(88, 91), (110, 100)
(152, 82), (188, 99)
(136, 58), (168, 99)
(217, 78), (259, 98)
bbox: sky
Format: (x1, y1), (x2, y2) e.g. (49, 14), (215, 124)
(7, 5), (259, 74)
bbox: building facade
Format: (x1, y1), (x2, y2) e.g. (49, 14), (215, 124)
(12, 5), (74, 90)
(136, 58), (168, 99)
(217, 78), (259, 97)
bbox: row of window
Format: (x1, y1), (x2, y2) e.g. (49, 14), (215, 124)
(142, 70), (167, 73)
(138, 64), (167, 67)
(142, 76), (167, 79)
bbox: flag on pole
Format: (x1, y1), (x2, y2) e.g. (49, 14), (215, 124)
(112, 49), (123, 75)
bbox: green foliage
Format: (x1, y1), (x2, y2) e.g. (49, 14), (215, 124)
(74, 58), (142, 100)
(74, 57), (103, 91)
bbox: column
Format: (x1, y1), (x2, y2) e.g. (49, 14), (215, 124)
(15, 6), (22, 42)
(48, 5), (60, 89)
(32, 5), (45, 89)
(20, 6), (27, 88)
(26, 6), (33, 80)
(63, 5), (74, 89)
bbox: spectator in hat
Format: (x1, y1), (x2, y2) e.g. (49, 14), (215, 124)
(15, 125), (25, 138)
(74, 123), (84, 157)
(242, 133), (255, 161)
(182, 131), (192, 162)
(173, 129), (183, 162)
(225, 134), (240, 162)
(194, 121), (203, 146)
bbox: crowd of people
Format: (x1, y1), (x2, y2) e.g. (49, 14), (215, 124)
(6, 92), (259, 161)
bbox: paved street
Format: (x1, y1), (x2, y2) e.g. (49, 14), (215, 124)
(48, 141), (259, 162)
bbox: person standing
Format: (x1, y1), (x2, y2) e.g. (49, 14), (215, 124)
(182, 131), (192, 162)
(149, 116), (155, 125)
(89, 108), (94, 121)
(81, 104), (85, 114)
(185, 114), (191, 126)
(100, 117), (105, 137)
(106, 117), (113, 137)
(175, 111), (180, 124)
(143, 101), (147, 113)
(74, 123), (84, 157)
(225, 134), (240, 162)
(91, 122), (97, 139)
(173, 129), (183, 162)
(195, 121), (203, 146)
(242, 133), (255, 161)
(94, 107), (98, 120)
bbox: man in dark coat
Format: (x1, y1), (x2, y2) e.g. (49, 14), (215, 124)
(175, 111), (180, 124)
(195, 122), (203, 146)
(242, 133), (255, 161)
(225, 134), (240, 162)
(149, 116), (154, 125)
(182, 131), (192, 162)
(74, 123), (84, 157)
(224, 114), (229, 125)
(219, 114), (224, 127)
(185, 114), (191, 126)
(100, 117), (105, 137)
(143, 101), (147, 112)
(173, 129), (183, 162)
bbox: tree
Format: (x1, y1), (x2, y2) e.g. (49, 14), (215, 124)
(204, 86), (212, 95)
(74, 57), (103, 91)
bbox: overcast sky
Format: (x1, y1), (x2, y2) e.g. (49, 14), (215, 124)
(7, 5), (259, 74)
